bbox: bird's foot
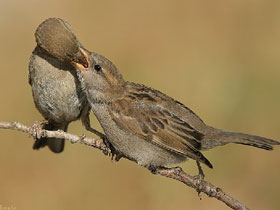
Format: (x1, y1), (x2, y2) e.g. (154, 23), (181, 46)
(194, 160), (205, 198)
(147, 165), (168, 174)
(30, 120), (47, 139)
(111, 152), (123, 162)
(147, 165), (159, 174)
(100, 136), (122, 161)
(172, 166), (183, 175)
(101, 135), (111, 156)
(84, 125), (113, 156)
(75, 134), (86, 144)
(109, 146), (123, 162)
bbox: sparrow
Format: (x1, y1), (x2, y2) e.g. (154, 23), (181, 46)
(29, 17), (102, 153)
(70, 48), (279, 171)
(38, 17), (279, 174)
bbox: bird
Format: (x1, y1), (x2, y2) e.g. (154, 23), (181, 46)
(70, 48), (279, 173)
(29, 17), (102, 153)
(37, 17), (279, 175)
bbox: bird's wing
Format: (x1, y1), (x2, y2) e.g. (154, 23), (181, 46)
(108, 83), (212, 168)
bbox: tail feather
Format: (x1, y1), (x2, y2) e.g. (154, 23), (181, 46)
(203, 127), (280, 150)
(220, 130), (279, 150)
(33, 122), (67, 153)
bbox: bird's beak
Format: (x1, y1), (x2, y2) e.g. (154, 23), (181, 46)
(71, 48), (90, 71)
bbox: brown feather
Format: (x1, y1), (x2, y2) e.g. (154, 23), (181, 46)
(109, 83), (212, 168)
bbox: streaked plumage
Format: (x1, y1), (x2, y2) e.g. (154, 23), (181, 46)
(72, 51), (279, 168)
(36, 17), (279, 171)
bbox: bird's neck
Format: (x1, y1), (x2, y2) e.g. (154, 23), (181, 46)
(85, 84), (125, 106)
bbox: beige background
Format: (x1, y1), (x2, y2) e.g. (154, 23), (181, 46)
(0, 0), (280, 210)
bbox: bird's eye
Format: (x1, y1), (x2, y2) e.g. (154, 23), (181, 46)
(94, 65), (102, 71)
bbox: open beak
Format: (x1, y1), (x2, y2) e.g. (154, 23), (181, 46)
(71, 48), (90, 71)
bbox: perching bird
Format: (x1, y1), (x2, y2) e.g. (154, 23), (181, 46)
(29, 17), (98, 153)
(37, 17), (279, 174)
(70, 48), (279, 171)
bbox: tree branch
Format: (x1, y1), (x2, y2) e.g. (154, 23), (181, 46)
(0, 121), (109, 152)
(0, 121), (249, 210)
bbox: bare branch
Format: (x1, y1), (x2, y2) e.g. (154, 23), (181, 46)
(0, 121), (249, 210)
(0, 121), (109, 152)
(154, 167), (249, 210)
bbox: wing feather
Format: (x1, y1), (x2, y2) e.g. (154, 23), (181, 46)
(109, 85), (212, 168)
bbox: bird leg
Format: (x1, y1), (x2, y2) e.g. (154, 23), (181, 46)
(82, 115), (121, 160)
(194, 160), (205, 196)
(30, 120), (48, 139)
(86, 126), (114, 158)
(196, 160), (205, 180)
(81, 109), (111, 154)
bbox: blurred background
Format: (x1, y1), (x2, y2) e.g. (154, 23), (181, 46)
(0, 0), (280, 209)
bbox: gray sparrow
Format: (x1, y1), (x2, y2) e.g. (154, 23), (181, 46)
(29, 18), (100, 153)
(71, 48), (279, 171)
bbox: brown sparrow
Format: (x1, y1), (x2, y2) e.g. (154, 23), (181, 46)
(36, 17), (279, 173)
(71, 49), (279, 170)
(29, 18), (102, 153)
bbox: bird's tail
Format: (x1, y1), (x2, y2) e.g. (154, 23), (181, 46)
(33, 122), (67, 153)
(202, 127), (280, 150)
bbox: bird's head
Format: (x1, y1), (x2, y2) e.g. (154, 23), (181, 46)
(35, 17), (88, 68)
(71, 48), (126, 103)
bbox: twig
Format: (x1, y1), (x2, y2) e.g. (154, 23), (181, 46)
(0, 121), (249, 210)
(154, 167), (249, 210)
(0, 121), (109, 152)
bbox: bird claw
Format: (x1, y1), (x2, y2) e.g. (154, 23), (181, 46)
(83, 125), (114, 157)
(147, 165), (159, 174)
(194, 160), (205, 197)
(100, 136), (122, 161)
(30, 121), (46, 139)
(75, 134), (86, 144)
(173, 166), (183, 175)
(111, 152), (123, 162)
(100, 136), (111, 156)
(147, 165), (168, 174)
(194, 178), (203, 199)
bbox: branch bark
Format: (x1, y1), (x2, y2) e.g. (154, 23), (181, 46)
(0, 121), (249, 210)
